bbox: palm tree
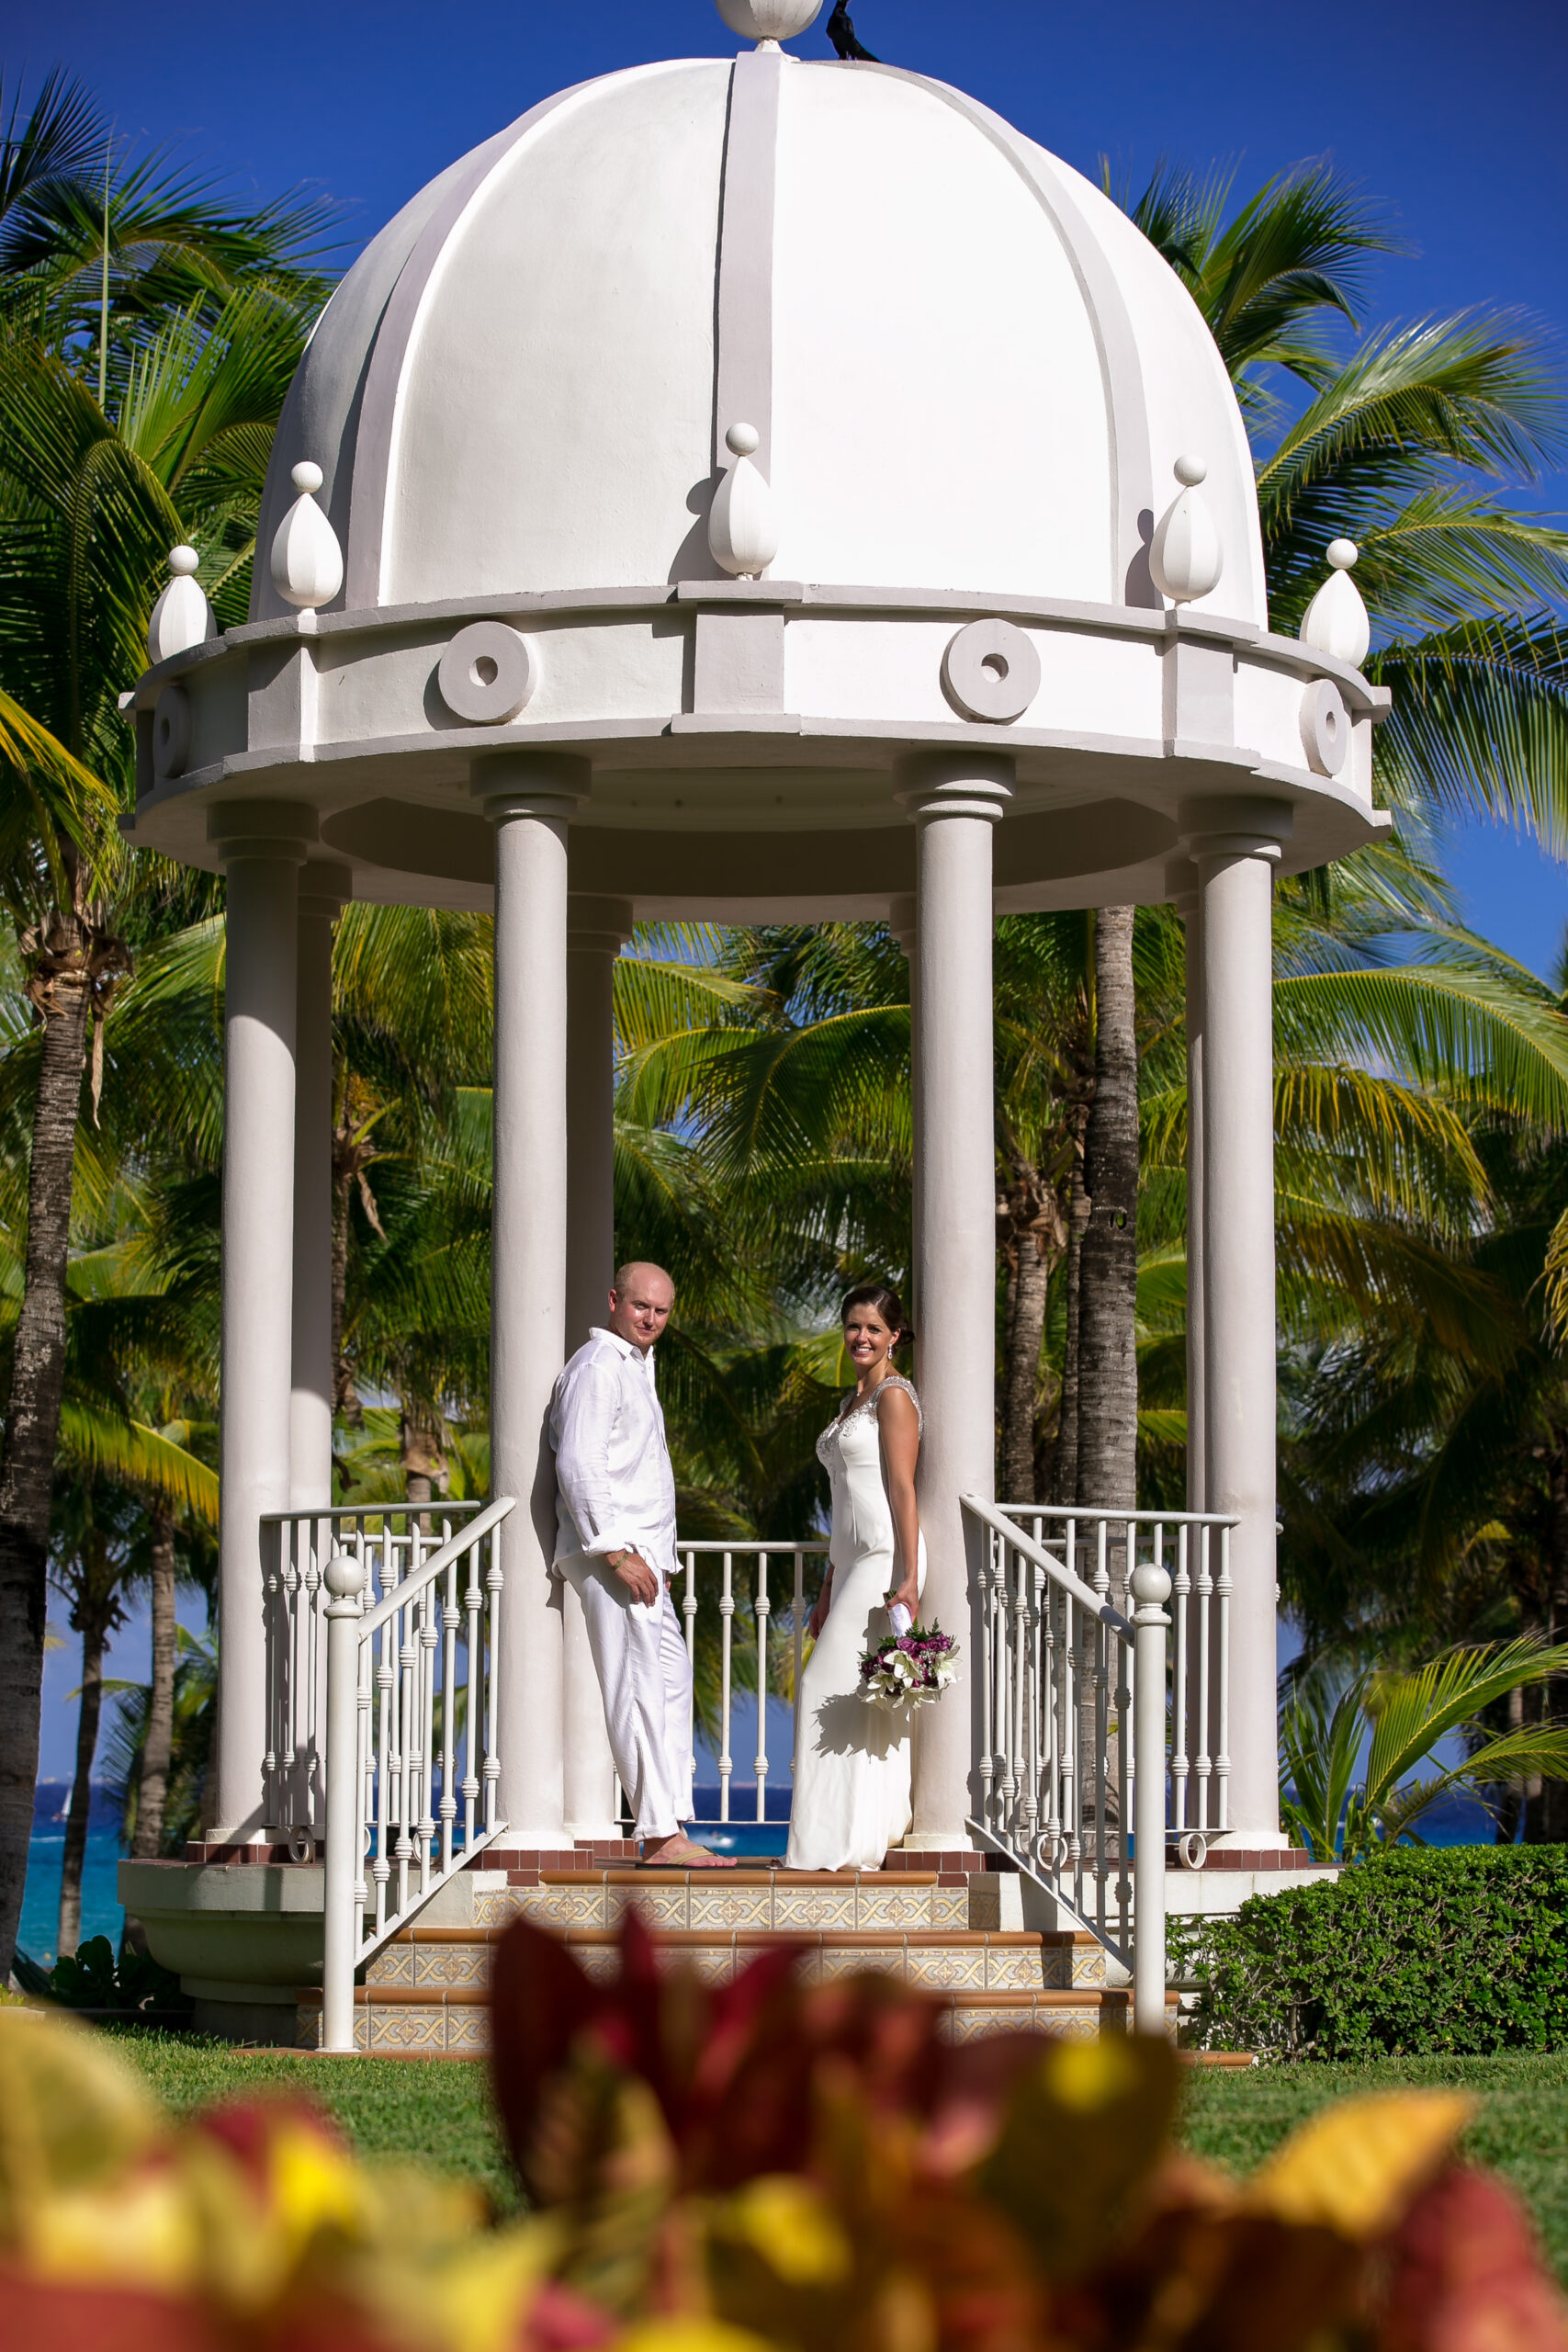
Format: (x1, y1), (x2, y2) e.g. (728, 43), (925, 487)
(1064, 156), (1568, 1528)
(1280, 1639), (1568, 1861)
(0, 119), (325, 1970)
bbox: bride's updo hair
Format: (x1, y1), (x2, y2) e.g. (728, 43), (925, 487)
(840, 1282), (915, 1349)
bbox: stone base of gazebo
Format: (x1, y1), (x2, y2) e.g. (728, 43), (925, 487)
(123, 1838), (1326, 2044)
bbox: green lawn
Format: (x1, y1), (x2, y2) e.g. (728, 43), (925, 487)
(107, 2034), (1568, 2277)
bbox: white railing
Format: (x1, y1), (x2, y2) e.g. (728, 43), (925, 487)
(675, 1542), (829, 1822)
(964, 1498), (1237, 2038)
(310, 1498), (513, 2052)
(262, 1502), (488, 1844)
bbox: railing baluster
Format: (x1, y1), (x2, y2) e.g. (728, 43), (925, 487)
(792, 1551), (805, 1783)
(1215, 1524), (1233, 1833)
(718, 1550), (735, 1824)
(754, 1553), (770, 1826)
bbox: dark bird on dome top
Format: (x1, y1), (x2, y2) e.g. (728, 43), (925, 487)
(828, 4), (880, 61)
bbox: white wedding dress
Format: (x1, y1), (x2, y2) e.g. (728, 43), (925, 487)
(784, 1375), (928, 1872)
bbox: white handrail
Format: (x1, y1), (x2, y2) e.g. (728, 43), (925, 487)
(320, 1498), (514, 2051)
(675, 1541), (829, 1825)
(355, 1493), (514, 1637)
(261, 1498), (488, 1841)
(964, 1493), (1234, 2038)
(964, 1493), (1134, 1634)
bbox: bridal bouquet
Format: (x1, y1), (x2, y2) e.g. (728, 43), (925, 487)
(858, 1619), (959, 1709)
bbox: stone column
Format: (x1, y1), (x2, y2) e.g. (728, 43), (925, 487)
(887, 893), (919, 1334)
(1187, 801), (1289, 1848)
(562, 891), (633, 1841)
(207, 801), (316, 1840)
(897, 755), (1011, 1849)
(476, 752), (587, 1847)
(290, 865), (350, 1511)
(1166, 865), (1206, 1513)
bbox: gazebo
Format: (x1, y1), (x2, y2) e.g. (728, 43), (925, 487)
(121, 0), (1381, 2034)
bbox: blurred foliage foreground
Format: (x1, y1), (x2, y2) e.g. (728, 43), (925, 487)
(1, 1917), (1565, 2352)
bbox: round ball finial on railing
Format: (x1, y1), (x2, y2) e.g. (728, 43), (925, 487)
(726, 421), (761, 458)
(1326, 537), (1359, 571)
(1130, 1561), (1173, 1611)
(715, 0), (824, 44)
(1173, 454), (1207, 488)
(291, 460), (325, 496)
(168, 545), (201, 577)
(324, 1549), (367, 1601)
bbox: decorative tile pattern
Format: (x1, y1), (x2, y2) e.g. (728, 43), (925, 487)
(687, 1888), (772, 1932)
(296, 2004), (322, 2049)
(966, 1881), (1001, 1931)
(414, 1945), (489, 1989)
(474, 1890), (526, 1927)
(908, 1949), (987, 1989)
(444, 2008), (491, 2052)
(773, 1887), (856, 1931)
(1073, 1946), (1108, 1987)
(984, 1946), (1042, 1991)
(931, 1891), (969, 1929)
(368, 2005), (447, 2049)
(856, 1890), (935, 1929)
(367, 1945), (415, 1987)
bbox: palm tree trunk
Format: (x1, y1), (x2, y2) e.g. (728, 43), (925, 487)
(998, 1163), (1064, 1504)
(1531, 1435), (1568, 1841)
(1049, 1161), (1088, 1505)
(132, 1508), (177, 1860)
(57, 1600), (108, 1962)
(0, 967), (88, 1977)
(1076, 906), (1140, 1511)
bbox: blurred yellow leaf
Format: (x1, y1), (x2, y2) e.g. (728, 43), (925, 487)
(0, 2011), (161, 2251)
(718, 2177), (852, 2290)
(1247, 2092), (1473, 2242)
(27, 2167), (202, 2294)
(614, 2326), (773, 2352)
(976, 2030), (1181, 2277)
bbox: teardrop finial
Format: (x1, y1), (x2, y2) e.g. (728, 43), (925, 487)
(1149, 455), (1224, 605)
(271, 458), (344, 612)
(715, 0), (824, 44)
(1300, 538), (1371, 666)
(708, 423), (780, 580)
(147, 544), (214, 665)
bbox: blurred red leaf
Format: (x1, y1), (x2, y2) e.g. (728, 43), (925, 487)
(491, 1913), (1051, 2205)
(1377, 2164), (1568, 2352)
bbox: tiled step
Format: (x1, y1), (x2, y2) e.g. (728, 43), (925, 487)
(295, 1978), (1176, 2053)
(367, 1925), (1071, 1993)
(508, 1867), (971, 1933)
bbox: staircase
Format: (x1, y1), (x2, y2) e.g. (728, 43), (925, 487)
(295, 1860), (1177, 2052)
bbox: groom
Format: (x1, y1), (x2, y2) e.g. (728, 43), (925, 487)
(549, 1261), (735, 1869)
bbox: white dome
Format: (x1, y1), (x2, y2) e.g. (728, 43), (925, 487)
(251, 55), (1267, 628)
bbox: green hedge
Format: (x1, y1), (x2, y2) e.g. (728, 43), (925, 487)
(1179, 1846), (1568, 2061)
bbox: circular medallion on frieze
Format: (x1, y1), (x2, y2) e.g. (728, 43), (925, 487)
(941, 617), (1042, 725)
(437, 622), (538, 725)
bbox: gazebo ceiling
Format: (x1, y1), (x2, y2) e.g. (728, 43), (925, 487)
(124, 12), (1390, 914)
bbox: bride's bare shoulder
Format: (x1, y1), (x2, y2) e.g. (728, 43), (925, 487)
(874, 1378), (921, 1430)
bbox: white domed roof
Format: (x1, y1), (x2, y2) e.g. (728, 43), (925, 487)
(252, 53), (1266, 628)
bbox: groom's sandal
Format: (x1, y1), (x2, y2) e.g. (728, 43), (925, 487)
(638, 1832), (738, 1870)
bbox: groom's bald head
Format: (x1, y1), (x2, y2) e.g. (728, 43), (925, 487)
(608, 1262), (675, 1353)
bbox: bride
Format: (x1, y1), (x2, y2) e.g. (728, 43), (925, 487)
(785, 1283), (927, 1873)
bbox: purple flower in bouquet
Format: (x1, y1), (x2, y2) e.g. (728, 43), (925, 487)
(857, 1619), (960, 1709)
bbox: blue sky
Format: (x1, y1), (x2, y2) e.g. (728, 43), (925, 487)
(23, 0), (1568, 1771)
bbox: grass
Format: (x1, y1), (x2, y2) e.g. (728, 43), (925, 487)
(105, 2035), (1568, 2279)
(103, 2030), (521, 2214)
(1181, 2050), (1568, 2278)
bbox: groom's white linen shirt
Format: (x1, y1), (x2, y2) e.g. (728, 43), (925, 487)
(550, 1327), (678, 1582)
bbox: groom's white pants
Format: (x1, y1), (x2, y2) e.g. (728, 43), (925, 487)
(558, 1555), (694, 1840)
